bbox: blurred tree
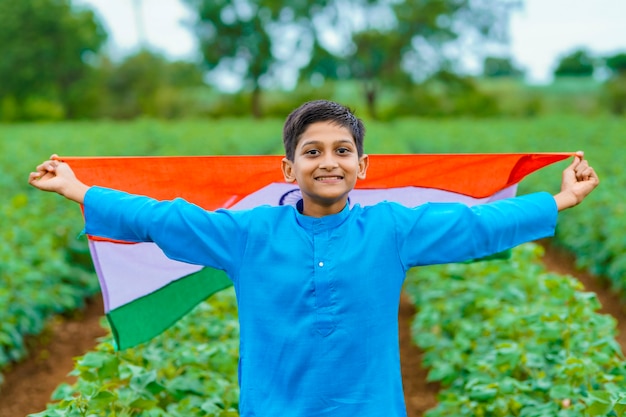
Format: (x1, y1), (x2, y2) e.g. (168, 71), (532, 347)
(605, 52), (626, 76)
(482, 56), (524, 78)
(553, 48), (595, 77)
(101, 50), (205, 119)
(182, 0), (520, 119)
(0, 0), (106, 120)
(602, 52), (626, 115)
(303, 0), (521, 118)
(182, 0), (282, 117)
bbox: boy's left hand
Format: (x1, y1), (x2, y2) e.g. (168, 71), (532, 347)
(554, 151), (599, 211)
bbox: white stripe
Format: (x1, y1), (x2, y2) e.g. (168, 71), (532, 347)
(90, 240), (202, 312)
(230, 183), (518, 209)
(92, 184), (517, 311)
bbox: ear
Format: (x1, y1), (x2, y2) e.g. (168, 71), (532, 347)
(281, 157), (297, 183)
(357, 154), (369, 180)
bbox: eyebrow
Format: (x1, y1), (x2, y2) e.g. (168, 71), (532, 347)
(299, 139), (355, 148)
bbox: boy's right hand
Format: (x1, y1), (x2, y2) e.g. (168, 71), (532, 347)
(28, 154), (89, 203)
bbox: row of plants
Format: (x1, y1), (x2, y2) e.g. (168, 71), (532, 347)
(404, 244), (626, 417)
(0, 191), (98, 384)
(28, 245), (626, 416)
(31, 288), (240, 416)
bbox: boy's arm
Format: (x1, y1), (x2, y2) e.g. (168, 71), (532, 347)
(28, 155), (89, 203)
(553, 152), (599, 211)
(29, 155), (248, 272)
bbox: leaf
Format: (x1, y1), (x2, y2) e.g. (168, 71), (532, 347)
(549, 384), (572, 399)
(468, 385), (498, 402)
(51, 383), (76, 401)
(614, 403), (626, 417)
(78, 351), (109, 369)
(128, 397), (158, 410)
(426, 362), (456, 383)
(88, 390), (118, 409)
(130, 369), (158, 391)
(97, 354), (121, 380)
(585, 390), (613, 416)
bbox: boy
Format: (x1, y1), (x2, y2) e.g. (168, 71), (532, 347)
(29, 100), (598, 417)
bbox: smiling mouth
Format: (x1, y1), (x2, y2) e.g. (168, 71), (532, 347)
(315, 176), (343, 181)
(315, 175), (343, 182)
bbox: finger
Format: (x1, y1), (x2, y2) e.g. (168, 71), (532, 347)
(563, 159), (580, 183)
(35, 161), (46, 170)
(573, 159), (589, 176)
(28, 170), (53, 185)
(574, 165), (596, 183)
(583, 166), (598, 182)
(38, 160), (58, 172)
(575, 151), (584, 161)
(573, 150), (584, 164)
(566, 155), (582, 173)
(578, 162), (594, 179)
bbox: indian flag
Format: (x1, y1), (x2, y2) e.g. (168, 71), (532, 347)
(62, 153), (573, 350)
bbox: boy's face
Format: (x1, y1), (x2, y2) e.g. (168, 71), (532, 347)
(281, 121), (369, 217)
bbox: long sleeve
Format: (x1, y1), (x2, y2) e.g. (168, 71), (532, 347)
(393, 192), (557, 268)
(83, 186), (249, 274)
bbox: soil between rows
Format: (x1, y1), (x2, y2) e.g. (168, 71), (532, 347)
(1, 240), (624, 417)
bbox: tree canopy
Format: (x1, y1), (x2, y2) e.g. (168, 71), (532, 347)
(5, 0), (620, 120)
(553, 49), (595, 77)
(483, 56), (524, 78)
(312, 0), (521, 117)
(605, 53), (626, 76)
(182, 0), (283, 117)
(0, 0), (106, 120)
(182, 0), (522, 118)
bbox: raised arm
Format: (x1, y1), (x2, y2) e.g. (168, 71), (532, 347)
(553, 152), (599, 211)
(28, 154), (90, 203)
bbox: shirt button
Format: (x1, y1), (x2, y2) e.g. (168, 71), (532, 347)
(318, 261), (324, 267)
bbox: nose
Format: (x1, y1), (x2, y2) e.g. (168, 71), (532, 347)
(319, 153), (339, 170)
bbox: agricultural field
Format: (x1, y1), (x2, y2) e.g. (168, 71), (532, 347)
(1, 115), (625, 415)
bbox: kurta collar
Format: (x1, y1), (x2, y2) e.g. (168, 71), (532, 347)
(294, 200), (352, 232)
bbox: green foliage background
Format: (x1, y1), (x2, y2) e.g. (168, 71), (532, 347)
(0, 0), (624, 121)
(1, 0), (625, 413)
(1, 114), (625, 415)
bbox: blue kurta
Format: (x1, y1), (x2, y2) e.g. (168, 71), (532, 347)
(83, 187), (557, 417)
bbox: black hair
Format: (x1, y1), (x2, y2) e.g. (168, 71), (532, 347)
(282, 100), (365, 161)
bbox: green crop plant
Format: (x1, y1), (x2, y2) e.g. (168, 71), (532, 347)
(31, 288), (240, 417)
(405, 244), (626, 417)
(2, 115), (626, 413)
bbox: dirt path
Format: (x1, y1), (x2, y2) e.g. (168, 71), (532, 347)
(0, 296), (107, 417)
(540, 240), (626, 347)
(400, 294), (440, 416)
(1, 241), (625, 416)
(0, 292), (439, 417)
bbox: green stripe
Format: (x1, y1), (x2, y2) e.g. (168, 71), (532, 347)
(107, 268), (233, 350)
(465, 249), (512, 263)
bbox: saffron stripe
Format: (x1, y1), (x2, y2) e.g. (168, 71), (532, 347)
(62, 153), (573, 208)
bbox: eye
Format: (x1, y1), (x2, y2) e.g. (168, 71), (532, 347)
(305, 149), (320, 156)
(336, 147), (352, 155)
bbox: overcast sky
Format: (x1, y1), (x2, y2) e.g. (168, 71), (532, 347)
(75, 0), (626, 84)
